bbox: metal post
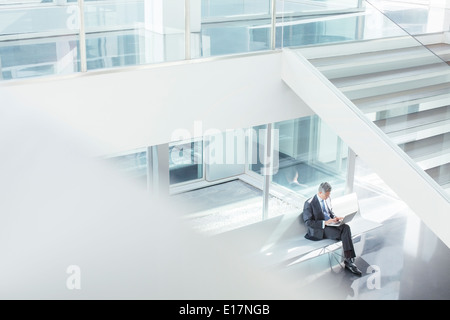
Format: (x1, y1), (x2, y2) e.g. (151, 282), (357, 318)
(157, 143), (170, 196)
(270, 0), (277, 50)
(78, 0), (87, 72)
(262, 123), (273, 220)
(146, 146), (155, 194)
(185, 0), (191, 60)
(357, 0), (365, 10)
(345, 148), (357, 194)
(147, 144), (170, 196)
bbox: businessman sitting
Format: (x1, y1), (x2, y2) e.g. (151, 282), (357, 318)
(302, 182), (362, 276)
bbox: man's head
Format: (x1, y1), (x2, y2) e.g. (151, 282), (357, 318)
(318, 182), (332, 200)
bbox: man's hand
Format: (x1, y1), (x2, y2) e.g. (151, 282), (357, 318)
(325, 218), (340, 225)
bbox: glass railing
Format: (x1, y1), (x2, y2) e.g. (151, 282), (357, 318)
(368, 0), (450, 35)
(2, 0), (447, 81)
(0, 2), (82, 80)
(0, 0), (366, 81)
(289, 1), (450, 197)
(367, 0), (450, 64)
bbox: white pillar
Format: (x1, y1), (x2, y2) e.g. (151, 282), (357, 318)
(143, 0), (201, 62)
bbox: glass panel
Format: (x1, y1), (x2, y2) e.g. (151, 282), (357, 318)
(169, 139), (203, 185)
(0, 1), (81, 80)
(278, 3), (409, 48)
(198, 21), (270, 57)
(368, 0), (447, 35)
(278, 0), (362, 17)
(248, 124), (267, 174)
(271, 115), (348, 198)
(201, 0), (270, 21)
(204, 130), (246, 181)
(84, 0), (185, 71)
(173, 124), (298, 236)
(196, 0), (271, 58)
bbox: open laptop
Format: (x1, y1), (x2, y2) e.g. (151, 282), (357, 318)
(325, 192), (359, 227)
(327, 211), (357, 227)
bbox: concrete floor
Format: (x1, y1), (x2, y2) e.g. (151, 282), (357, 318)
(172, 180), (300, 236)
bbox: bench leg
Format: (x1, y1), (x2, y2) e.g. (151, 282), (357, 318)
(320, 247), (344, 270)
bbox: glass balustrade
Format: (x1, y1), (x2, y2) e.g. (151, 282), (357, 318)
(0, 0), (367, 80)
(1, 1), (447, 80)
(0, 1), (81, 80)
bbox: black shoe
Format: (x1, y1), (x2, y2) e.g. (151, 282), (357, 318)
(344, 259), (362, 276)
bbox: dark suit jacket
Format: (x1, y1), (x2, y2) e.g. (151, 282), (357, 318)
(302, 194), (335, 240)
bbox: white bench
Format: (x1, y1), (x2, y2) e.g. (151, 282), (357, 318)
(214, 192), (382, 268)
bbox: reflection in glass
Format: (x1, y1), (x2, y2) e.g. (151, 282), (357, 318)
(0, 2), (81, 80)
(201, 0), (270, 21)
(169, 140), (203, 185)
(0, 0), (374, 80)
(270, 115), (348, 197)
(368, 0), (448, 35)
(248, 124), (267, 175)
(277, 3), (408, 48)
(85, 31), (145, 70)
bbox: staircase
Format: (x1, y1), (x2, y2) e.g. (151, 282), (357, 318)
(295, 36), (450, 195)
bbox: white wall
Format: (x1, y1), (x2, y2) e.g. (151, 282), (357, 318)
(0, 51), (313, 156)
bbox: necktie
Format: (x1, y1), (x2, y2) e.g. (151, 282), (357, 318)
(321, 199), (331, 221)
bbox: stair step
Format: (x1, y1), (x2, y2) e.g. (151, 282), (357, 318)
(353, 82), (450, 109)
(443, 182), (450, 192)
(417, 151), (450, 171)
(426, 162), (450, 186)
(297, 35), (418, 60)
(427, 43), (450, 62)
(333, 63), (447, 88)
(374, 105), (450, 134)
(388, 119), (450, 145)
(309, 46), (428, 68)
(400, 133), (450, 170)
(311, 46), (443, 79)
(337, 68), (450, 100)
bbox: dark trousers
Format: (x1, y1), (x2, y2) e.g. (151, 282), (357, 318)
(324, 224), (355, 258)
